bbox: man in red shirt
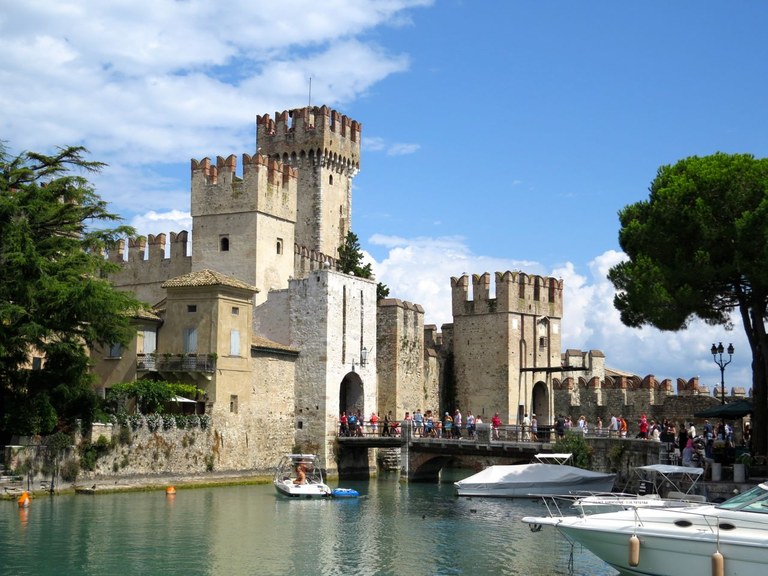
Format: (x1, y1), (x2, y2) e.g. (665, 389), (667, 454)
(491, 412), (501, 440)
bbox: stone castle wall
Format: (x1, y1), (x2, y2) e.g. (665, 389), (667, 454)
(377, 298), (426, 418)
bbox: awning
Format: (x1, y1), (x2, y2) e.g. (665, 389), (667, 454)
(170, 395), (197, 403)
(693, 399), (753, 419)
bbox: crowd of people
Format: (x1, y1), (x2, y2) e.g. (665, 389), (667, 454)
(339, 408), (485, 439)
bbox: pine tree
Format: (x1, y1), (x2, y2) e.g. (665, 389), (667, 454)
(0, 144), (143, 440)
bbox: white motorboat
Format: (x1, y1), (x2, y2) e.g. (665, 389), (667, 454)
(573, 464), (707, 512)
(273, 454), (332, 498)
(522, 482), (768, 576)
(454, 453), (616, 498)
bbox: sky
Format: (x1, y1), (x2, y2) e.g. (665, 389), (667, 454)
(2, 0), (766, 395)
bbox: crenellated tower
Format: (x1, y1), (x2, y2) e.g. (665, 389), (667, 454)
(257, 105), (361, 258)
(450, 271), (563, 427)
(190, 153), (297, 304)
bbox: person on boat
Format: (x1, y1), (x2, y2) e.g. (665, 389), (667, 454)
(294, 464), (306, 484)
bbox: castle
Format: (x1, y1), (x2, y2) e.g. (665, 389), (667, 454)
(89, 105), (737, 478)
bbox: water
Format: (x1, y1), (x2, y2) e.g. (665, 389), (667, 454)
(1, 476), (617, 576)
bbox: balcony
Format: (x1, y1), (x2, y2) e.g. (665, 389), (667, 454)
(137, 354), (216, 377)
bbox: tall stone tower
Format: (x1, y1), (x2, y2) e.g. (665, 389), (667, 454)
(257, 106), (361, 258)
(190, 153), (297, 305)
(450, 271), (563, 427)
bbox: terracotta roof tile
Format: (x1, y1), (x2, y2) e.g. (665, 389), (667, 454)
(161, 269), (257, 292)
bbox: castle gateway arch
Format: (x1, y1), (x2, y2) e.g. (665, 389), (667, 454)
(339, 371), (365, 421)
(531, 380), (549, 426)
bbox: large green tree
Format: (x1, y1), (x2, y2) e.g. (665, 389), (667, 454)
(608, 153), (768, 457)
(0, 144), (143, 441)
(338, 231), (390, 300)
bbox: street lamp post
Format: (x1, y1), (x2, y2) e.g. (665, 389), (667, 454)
(711, 342), (734, 405)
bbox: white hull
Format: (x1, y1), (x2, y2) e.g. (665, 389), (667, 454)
(557, 514), (765, 576)
(274, 478), (331, 498)
(524, 484), (768, 576)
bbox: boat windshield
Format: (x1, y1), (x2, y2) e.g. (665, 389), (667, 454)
(716, 483), (768, 513)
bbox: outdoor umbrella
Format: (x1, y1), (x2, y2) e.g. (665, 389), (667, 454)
(693, 399), (753, 419)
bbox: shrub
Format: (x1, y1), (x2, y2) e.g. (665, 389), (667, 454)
(199, 414), (211, 430)
(60, 458), (80, 482)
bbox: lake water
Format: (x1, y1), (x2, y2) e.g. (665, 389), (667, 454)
(1, 474), (617, 575)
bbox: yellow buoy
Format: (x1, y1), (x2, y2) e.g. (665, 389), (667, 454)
(628, 534), (640, 567)
(17, 491), (30, 508)
(166, 486), (176, 495)
(711, 551), (724, 576)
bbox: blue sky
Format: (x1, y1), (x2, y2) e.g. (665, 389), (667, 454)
(2, 0), (766, 394)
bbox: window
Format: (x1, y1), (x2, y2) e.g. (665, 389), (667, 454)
(230, 395), (238, 414)
(276, 238), (283, 255)
(187, 304), (197, 313)
(107, 343), (123, 358)
(329, 174), (333, 185)
(32, 357), (42, 370)
(230, 329), (240, 356)
(539, 336), (548, 348)
(220, 236), (230, 252)
(141, 329), (157, 354)
(184, 328), (198, 354)
(231, 306), (239, 316)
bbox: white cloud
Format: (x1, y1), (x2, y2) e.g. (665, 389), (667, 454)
(0, 0), (429, 213)
(130, 210), (192, 237)
(369, 235), (752, 391)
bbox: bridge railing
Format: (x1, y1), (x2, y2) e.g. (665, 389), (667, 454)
(336, 420), (562, 444)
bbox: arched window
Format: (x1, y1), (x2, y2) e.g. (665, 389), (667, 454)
(220, 236), (229, 252)
(329, 174), (334, 185)
(276, 238), (283, 254)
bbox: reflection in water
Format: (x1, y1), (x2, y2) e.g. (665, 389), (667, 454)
(0, 477), (616, 576)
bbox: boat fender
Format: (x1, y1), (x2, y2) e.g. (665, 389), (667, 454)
(628, 534), (640, 567)
(17, 491), (30, 508)
(711, 551), (724, 576)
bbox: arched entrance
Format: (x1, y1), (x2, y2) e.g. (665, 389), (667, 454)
(339, 371), (365, 420)
(531, 380), (549, 425)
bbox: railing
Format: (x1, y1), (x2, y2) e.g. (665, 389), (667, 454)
(137, 354), (216, 373)
(337, 421), (561, 444)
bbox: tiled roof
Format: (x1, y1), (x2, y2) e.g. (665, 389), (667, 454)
(161, 269), (257, 292)
(252, 335), (298, 354)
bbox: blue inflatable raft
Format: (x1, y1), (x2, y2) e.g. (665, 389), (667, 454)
(331, 488), (360, 498)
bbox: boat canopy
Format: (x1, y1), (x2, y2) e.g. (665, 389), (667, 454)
(533, 453), (573, 465)
(634, 464), (704, 496)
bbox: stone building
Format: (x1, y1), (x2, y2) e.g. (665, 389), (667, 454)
(95, 106), (379, 476)
(447, 271), (564, 427)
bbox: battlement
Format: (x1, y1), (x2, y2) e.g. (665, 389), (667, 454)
(191, 152), (296, 188)
(450, 270), (563, 317)
(190, 152), (297, 220)
(107, 231), (192, 305)
(293, 243), (338, 279)
(256, 106), (361, 172)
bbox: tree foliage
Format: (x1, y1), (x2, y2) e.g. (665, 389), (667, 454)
(0, 144), (143, 440)
(107, 379), (204, 414)
(337, 231), (390, 299)
(608, 153), (768, 457)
